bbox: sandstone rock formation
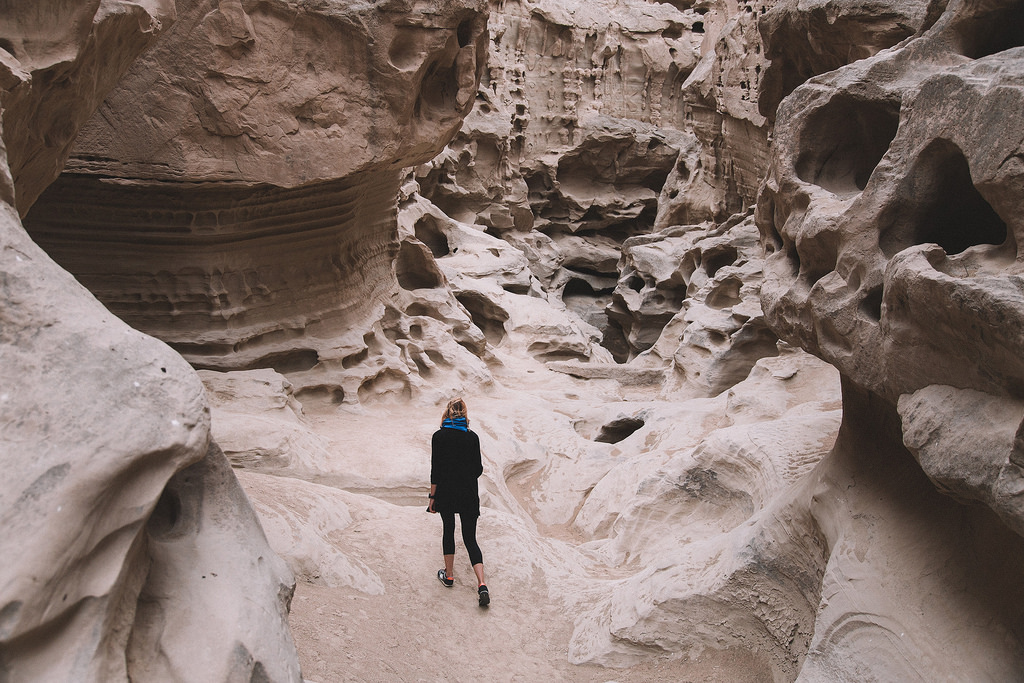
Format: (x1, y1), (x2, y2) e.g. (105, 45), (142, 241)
(0, 2), (300, 681)
(24, 0), (492, 405)
(758, 0), (1024, 537)
(410, 0), (784, 372)
(8, 0), (1024, 678)
(0, 0), (168, 215)
(754, 0), (1024, 677)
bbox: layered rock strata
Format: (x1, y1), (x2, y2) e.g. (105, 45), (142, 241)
(24, 0), (491, 401)
(0, 2), (300, 680)
(0, 0), (167, 214)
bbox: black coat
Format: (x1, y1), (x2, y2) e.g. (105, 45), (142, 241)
(430, 427), (482, 515)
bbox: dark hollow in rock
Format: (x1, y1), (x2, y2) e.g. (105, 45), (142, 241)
(954, 2), (1024, 59)
(795, 94), (900, 195)
(396, 241), (443, 290)
(455, 291), (508, 345)
(595, 417), (645, 443)
(879, 139), (1008, 258)
(414, 215), (451, 257)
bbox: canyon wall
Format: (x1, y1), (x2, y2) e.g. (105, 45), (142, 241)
(753, 0), (1024, 678)
(25, 0), (494, 407)
(0, 2), (301, 681)
(4, 0), (1024, 679)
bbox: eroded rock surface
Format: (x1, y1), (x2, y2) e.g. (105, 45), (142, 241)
(755, 0), (1024, 676)
(24, 0), (491, 404)
(1, 3), (300, 680)
(8, 0), (1024, 679)
(758, 0), (1024, 534)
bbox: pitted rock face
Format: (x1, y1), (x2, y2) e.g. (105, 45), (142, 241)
(757, 0), (1024, 533)
(23, 0), (491, 389)
(756, 0), (937, 121)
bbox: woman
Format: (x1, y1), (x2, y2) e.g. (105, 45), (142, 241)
(427, 397), (489, 607)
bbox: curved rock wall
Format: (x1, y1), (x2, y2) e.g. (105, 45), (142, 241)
(754, 0), (1024, 677)
(24, 0), (492, 400)
(27, 170), (404, 373)
(67, 0), (489, 185)
(0, 0), (168, 215)
(758, 0), (1024, 534)
(0, 2), (300, 680)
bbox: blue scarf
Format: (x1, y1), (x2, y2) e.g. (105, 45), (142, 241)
(442, 417), (468, 431)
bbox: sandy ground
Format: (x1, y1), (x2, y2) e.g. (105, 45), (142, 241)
(286, 497), (771, 683)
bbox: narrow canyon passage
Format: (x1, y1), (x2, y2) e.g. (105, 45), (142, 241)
(217, 345), (844, 681)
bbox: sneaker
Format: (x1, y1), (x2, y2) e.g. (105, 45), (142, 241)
(437, 569), (453, 587)
(478, 584), (490, 607)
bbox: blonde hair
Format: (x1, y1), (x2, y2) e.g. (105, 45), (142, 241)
(442, 397), (468, 425)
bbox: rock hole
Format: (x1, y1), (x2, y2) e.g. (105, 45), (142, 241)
(663, 23), (684, 40)
(703, 245), (739, 278)
(148, 486), (182, 540)
(595, 417), (645, 443)
(358, 370), (411, 403)
(295, 385), (345, 405)
(526, 344), (589, 362)
(396, 241), (443, 290)
(456, 18), (474, 48)
(388, 30), (423, 71)
(342, 348), (369, 369)
(692, 21), (705, 33)
(248, 349), (319, 374)
(860, 285), (883, 321)
(502, 281), (531, 295)
(878, 139), (1008, 257)
(706, 276), (744, 309)
(455, 292), (508, 345)
(418, 58), (458, 113)
(795, 95), (900, 195)
(680, 251), (700, 285)
(955, 3), (1024, 58)
(414, 216), (450, 257)
(627, 274), (646, 292)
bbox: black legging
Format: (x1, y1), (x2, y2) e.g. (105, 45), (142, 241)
(440, 512), (483, 566)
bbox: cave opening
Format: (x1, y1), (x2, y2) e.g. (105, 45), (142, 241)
(396, 241), (443, 290)
(795, 94), (900, 195)
(879, 139), (1008, 258)
(414, 215), (451, 257)
(702, 245), (739, 278)
(455, 291), (508, 345)
(955, 3), (1024, 59)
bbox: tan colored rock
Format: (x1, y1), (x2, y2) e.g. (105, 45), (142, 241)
(239, 471), (386, 593)
(605, 213), (778, 399)
(0, 0), (170, 214)
(66, 0), (489, 186)
(128, 443), (300, 682)
(755, 0), (1024, 676)
(1, 3), (301, 680)
(399, 193), (611, 363)
(757, 0), (934, 121)
(1, 200), (203, 681)
(0, 187), (299, 682)
(23, 0), (491, 399)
